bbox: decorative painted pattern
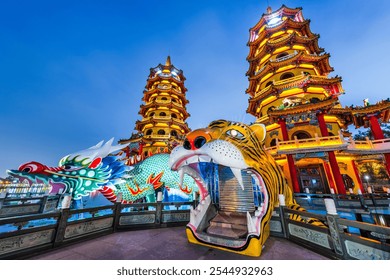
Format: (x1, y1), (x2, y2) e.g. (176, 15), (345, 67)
(345, 240), (390, 260)
(119, 214), (156, 225)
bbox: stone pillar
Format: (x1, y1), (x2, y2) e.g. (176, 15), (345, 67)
(278, 118), (300, 193)
(317, 112), (346, 194)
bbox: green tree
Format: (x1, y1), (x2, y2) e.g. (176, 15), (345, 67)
(353, 123), (390, 140)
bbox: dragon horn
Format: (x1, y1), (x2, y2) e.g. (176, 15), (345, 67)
(88, 140), (105, 150)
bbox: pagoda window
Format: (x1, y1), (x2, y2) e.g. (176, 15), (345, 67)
(280, 72), (294, 80)
(310, 97), (320, 103)
(158, 129), (166, 135)
(161, 97), (168, 101)
(171, 130), (178, 137)
(267, 106), (276, 113)
(265, 81), (273, 88)
(146, 129), (153, 136)
(159, 112), (167, 117)
(270, 138), (279, 147)
(276, 52), (289, 59)
(149, 112), (155, 117)
(292, 131), (311, 140)
(171, 113), (177, 119)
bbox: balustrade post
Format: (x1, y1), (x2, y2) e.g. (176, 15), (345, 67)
(278, 194), (288, 238)
(53, 208), (70, 248)
(113, 201), (122, 232)
(0, 189), (6, 209)
(155, 191), (163, 225)
(324, 198), (345, 257)
(39, 195), (49, 213)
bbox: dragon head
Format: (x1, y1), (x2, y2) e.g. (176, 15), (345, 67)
(7, 138), (130, 199)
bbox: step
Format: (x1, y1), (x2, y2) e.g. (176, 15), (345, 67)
(206, 223), (248, 239)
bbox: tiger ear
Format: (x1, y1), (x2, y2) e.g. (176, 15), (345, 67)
(250, 123), (267, 142)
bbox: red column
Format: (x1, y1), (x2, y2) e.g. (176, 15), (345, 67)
(323, 161), (336, 192)
(369, 115), (390, 176)
(317, 112), (346, 194)
(369, 115), (385, 139)
(278, 118), (300, 193)
(351, 160), (365, 193)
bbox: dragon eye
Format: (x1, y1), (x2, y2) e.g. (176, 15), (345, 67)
(226, 129), (244, 139)
(22, 167), (32, 173)
(63, 165), (72, 170)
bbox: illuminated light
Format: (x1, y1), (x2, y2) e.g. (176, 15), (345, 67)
(306, 87), (326, 94)
(259, 72), (273, 83)
(266, 123), (280, 131)
(259, 39), (268, 48)
(270, 31), (286, 38)
(279, 88), (303, 96)
(260, 54), (271, 64)
(267, 16), (282, 26)
(275, 65), (295, 73)
(292, 45), (306, 51)
(144, 124), (153, 129)
(259, 25), (265, 33)
(274, 46), (290, 54)
(262, 95), (277, 105)
(299, 63), (314, 69)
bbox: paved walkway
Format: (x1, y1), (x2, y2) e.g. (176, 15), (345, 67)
(27, 227), (329, 260)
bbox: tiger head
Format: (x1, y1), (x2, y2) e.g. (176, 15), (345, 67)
(169, 119), (294, 257)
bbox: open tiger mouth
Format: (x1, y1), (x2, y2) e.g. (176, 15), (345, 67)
(169, 146), (269, 243)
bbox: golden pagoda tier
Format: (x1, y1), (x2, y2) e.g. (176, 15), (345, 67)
(119, 56), (191, 158)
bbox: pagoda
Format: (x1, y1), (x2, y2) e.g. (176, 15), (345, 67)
(245, 6), (390, 195)
(119, 56), (191, 161)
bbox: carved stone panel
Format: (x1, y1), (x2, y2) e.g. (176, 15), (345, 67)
(162, 212), (189, 223)
(270, 220), (282, 233)
(288, 223), (331, 249)
(0, 229), (55, 256)
(64, 217), (113, 239)
(0, 205), (40, 216)
(345, 240), (390, 260)
(119, 214), (156, 225)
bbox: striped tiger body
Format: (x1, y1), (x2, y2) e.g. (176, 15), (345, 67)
(169, 119), (325, 257)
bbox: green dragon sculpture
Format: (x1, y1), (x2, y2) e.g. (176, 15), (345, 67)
(7, 138), (198, 204)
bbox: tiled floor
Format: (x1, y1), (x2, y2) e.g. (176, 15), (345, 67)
(27, 227), (330, 260)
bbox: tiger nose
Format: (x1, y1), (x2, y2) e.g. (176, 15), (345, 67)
(183, 136), (207, 150)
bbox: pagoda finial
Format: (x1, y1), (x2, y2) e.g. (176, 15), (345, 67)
(165, 56), (171, 66)
(266, 6), (272, 14)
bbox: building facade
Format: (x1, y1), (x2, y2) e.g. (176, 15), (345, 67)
(246, 6), (390, 194)
(119, 56), (191, 162)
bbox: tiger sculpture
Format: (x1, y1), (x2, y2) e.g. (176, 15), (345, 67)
(169, 119), (325, 257)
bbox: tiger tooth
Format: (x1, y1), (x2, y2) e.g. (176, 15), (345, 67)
(230, 167), (245, 190)
(178, 168), (184, 187)
(247, 211), (257, 233)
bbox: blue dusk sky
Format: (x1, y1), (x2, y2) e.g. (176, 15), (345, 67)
(1, 0), (390, 177)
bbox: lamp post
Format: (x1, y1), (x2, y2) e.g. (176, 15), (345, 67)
(364, 175), (370, 193)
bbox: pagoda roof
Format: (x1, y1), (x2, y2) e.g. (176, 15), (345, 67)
(247, 50), (333, 78)
(250, 5), (303, 34)
(146, 74), (185, 88)
(247, 74), (343, 99)
(139, 101), (190, 118)
(248, 31), (324, 62)
(265, 96), (338, 121)
(135, 117), (190, 132)
(330, 99), (390, 128)
(142, 86), (188, 101)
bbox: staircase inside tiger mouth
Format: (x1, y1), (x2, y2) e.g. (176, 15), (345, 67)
(197, 168), (256, 241)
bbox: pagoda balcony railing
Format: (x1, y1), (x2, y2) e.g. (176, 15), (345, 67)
(269, 50), (298, 63)
(145, 134), (171, 139)
(265, 134), (390, 155)
(347, 138), (390, 154)
(152, 116), (171, 120)
(172, 101), (183, 108)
